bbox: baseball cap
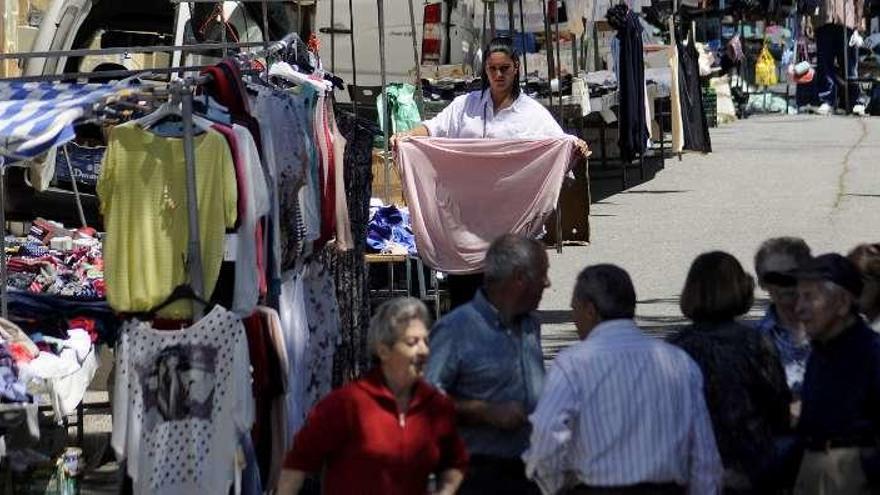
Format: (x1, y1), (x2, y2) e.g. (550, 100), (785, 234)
(763, 253), (863, 298)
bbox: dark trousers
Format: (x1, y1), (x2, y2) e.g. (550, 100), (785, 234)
(458, 456), (540, 495)
(815, 24), (861, 109)
(567, 483), (685, 495)
(447, 273), (484, 310)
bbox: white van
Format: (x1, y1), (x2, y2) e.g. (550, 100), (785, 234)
(21, 0), (299, 77)
(315, 0), (478, 92)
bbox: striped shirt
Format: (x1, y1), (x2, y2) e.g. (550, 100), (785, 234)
(522, 319), (723, 494)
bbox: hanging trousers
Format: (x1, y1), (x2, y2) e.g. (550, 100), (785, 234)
(815, 24), (861, 109)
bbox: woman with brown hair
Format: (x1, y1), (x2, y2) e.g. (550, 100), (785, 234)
(848, 243), (880, 331)
(670, 251), (792, 493)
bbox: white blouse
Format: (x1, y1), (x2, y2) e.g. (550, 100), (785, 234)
(424, 90), (565, 139)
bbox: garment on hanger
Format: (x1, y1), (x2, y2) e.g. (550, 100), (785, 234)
(395, 137), (576, 274)
(609, 5), (650, 161)
(668, 20), (685, 153)
(250, 87), (309, 270)
(278, 271), (309, 435)
(98, 122), (238, 318)
(111, 305), (254, 495)
(231, 125), (270, 314)
(242, 311), (285, 485)
(201, 61), (264, 155)
(330, 112), (379, 386)
(256, 306), (289, 489)
(301, 261), (340, 412)
(328, 103), (354, 251)
(677, 27), (712, 153)
(315, 94), (335, 249)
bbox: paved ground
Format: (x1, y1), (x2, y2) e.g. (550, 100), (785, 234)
(64, 113), (879, 493)
(540, 114), (880, 358)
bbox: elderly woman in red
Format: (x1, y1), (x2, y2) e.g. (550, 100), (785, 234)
(278, 297), (468, 495)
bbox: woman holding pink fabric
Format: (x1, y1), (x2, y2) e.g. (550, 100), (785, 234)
(393, 36), (587, 308)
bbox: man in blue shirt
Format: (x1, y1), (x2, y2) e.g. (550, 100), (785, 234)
(426, 233), (548, 495)
(766, 253), (880, 494)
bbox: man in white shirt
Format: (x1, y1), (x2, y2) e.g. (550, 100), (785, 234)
(522, 264), (723, 494)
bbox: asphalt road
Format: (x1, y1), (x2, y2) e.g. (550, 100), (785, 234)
(540, 114), (880, 359)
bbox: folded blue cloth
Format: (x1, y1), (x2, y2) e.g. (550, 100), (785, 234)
(366, 205), (417, 255)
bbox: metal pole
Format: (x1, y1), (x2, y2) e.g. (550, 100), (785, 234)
(519, 0), (529, 79)
(542, 0), (556, 116)
(490, 1), (497, 38)
(348, 0), (359, 117)
(0, 166), (7, 318)
(483, 1), (489, 49)
(331, 0), (337, 73)
(541, 0), (556, 119)
(554, 0), (563, 113)
(378, 0), (391, 203)
(842, 5), (850, 113)
(554, 3), (563, 254)
(262, 0), (271, 55)
(62, 145), (88, 228)
(180, 83), (205, 319)
(407, 0), (425, 115)
(508, 0), (515, 35)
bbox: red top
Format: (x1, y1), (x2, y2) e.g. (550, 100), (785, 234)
(283, 369), (468, 494)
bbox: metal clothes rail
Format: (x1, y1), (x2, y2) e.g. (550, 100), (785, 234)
(0, 28), (299, 318)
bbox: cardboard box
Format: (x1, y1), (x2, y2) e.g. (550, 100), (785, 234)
(371, 150), (407, 206)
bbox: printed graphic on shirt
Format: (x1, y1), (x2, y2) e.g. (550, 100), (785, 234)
(139, 344), (217, 430)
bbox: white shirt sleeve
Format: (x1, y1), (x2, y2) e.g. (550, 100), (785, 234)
(231, 125), (269, 316)
(523, 358), (578, 495)
(233, 321), (256, 432)
(111, 325), (142, 483)
(423, 94), (467, 137)
(522, 97), (567, 138)
(110, 329), (128, 461)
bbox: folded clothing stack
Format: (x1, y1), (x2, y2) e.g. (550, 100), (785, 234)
(5, 238), (104, 301)
(367, 204), (417, 255)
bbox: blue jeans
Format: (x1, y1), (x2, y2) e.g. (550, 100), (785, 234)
(815, 24), (861, 108)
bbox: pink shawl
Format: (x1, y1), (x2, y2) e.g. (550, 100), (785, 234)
(395, 137), (575, 274)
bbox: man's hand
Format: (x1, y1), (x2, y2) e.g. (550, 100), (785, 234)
(486, 401), (528, 430)
(455, 399), (528, 429)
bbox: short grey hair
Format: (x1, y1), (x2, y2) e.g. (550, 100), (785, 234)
(573, 264), (637, 320)
(755, 237), (812, 280)
(368, 297), (431, 358)
(484, 234), (547, 286)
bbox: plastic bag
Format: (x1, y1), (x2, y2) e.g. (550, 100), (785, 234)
(755, 44), (778, 86)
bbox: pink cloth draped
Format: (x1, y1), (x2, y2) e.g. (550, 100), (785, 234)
(395, 137), (575, 274)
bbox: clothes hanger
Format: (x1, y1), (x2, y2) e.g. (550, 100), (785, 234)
(143, 284), (212, 320)
(132, 91), (213, 136)
(268, 62), (333, 92)
(193, 94), (232, 125)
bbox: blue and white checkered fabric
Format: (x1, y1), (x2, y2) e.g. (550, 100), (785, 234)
(0, 82), (123, 161)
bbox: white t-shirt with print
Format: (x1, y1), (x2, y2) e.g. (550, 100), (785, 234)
(111, 305), (254, 495)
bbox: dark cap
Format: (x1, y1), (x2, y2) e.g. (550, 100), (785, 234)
(763, 253), (863, 298)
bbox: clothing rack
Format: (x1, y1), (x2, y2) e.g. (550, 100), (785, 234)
(0, 27), (302, 318)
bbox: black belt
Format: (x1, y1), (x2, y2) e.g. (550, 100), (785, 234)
(568, 482), (685, 495)
(804, 436), (876, 451)
(468, 454), (526, 470)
